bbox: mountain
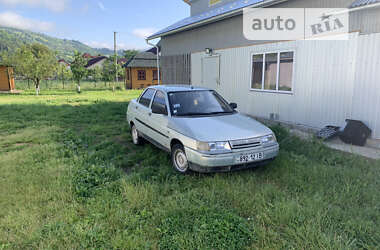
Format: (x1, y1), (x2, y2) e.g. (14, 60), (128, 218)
(0, 27), (122, 61)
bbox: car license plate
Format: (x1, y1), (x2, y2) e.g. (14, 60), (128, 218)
(236, 152), (264, 163)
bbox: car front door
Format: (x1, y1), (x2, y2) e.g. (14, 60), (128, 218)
(135, 88), (156, 137)
(149, 90), (170, 149)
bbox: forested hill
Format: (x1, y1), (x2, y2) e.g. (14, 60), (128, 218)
(0, 26), (120, 61)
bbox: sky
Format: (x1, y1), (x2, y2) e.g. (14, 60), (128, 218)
(0, 0), (189, 50)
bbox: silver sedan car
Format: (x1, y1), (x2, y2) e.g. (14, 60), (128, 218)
(127, 85), (279, 173)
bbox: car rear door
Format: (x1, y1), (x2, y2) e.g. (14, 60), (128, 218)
(135, 88), (156, 137)
(149, 90), (170, 149)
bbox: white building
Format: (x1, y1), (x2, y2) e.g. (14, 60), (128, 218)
(148, 0), (380, 139)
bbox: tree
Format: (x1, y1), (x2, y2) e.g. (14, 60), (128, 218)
(57, 63), (72, 89)
(102, 58), (114, 88)
(13, 43), (57, 95)
(71, 51), (87, 93)
(102, 56), (123, 91)
(93, 66), (102, 88)
(123, 49), (139, 60)
(0, 50), (12, 65)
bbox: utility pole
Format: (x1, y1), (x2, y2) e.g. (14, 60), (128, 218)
(114, 31), (118, 91)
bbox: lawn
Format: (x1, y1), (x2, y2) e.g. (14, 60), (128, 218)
(0, 89), (379, 249)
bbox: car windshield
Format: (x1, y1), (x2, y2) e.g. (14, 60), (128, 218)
(168, 90), (234, 116)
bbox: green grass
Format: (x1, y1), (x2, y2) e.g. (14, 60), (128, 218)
(0, 88), (379, 249)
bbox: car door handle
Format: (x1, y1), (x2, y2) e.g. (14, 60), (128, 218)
(135, 106), (138, 110)
(148, 113), (152, 116)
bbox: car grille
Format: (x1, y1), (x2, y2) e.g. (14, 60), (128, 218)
(229, 138), (262, 149)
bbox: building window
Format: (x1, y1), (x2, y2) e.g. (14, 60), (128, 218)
(152, 70), (158, 80)
(264, 53), (278, 91)
(251, 51), (294, 93)
(251, 55), (263, 89)
(138, 70), (146, 80)
(209, 0), (221, 6)
(279, 52), (294, 91)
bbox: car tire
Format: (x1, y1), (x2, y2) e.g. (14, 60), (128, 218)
(131, 124), (142, 145)
(171, 144), (190, 173)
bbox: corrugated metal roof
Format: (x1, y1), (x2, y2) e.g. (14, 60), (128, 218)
(148, 0), (268, 39)
(124, 52), (159, 68)
(351, 0), (380, 8)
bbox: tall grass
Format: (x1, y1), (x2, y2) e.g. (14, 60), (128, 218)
(15, 79), (126, 91)
(0, 88), (379, 249)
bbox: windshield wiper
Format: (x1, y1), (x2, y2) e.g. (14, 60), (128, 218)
(175, 111), (233, 116)
(206, 111), (233, 115)
(175, 112), (208, 116)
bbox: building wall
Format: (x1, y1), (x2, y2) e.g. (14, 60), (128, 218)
(161, 0), (380, 56)
(161, 54), (191, 85)
(125, 67), (159, 89)
(191, 32), (380, 139)
(0, 66), (15, 91)
(86, 59), (106, 70)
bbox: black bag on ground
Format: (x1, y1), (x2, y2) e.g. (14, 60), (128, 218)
(339, 119), (371, 146)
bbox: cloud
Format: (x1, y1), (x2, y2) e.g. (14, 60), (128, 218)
(85, 41), (112, 49)
(0, 11), (54, 32)
(97, 1), (105, 11)
(0, 0), (69, 12)
(85, 41), (148, 51)
(132, 28), (157, 39)
(118, 42), (148, 51)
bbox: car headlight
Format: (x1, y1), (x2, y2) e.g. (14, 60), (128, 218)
(261, 134), (277, 144)
(196, 141), (231, 152)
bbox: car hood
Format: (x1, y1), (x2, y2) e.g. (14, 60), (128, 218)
(168, 113), (273, 142)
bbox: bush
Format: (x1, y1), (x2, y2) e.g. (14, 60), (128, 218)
(72, 163), (121, 198)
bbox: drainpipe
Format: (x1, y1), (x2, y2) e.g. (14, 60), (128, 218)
(146, 39), (160, 85)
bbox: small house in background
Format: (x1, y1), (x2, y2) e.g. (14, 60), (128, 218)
(124, 52), (160, 89)
(0, 64), (15, 92)
(58, 59), (70, 69)
(85, 56), (107, 70)
(118, 58), (127, 65)
(82, 53), (97, 59)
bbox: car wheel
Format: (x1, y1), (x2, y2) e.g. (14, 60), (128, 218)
(171, 144), (189, 173)
(131, 124), (142, 145)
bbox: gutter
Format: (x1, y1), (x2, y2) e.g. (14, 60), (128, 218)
(147, 0), (288, 40)
(145, 39), (160, 85)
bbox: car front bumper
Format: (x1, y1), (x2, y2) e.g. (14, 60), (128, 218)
(184, 144), (279, 173)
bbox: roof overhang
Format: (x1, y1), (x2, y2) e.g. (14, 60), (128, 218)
(148, 0), (288, 40)
(350, 0), (380, 8)
(183, 0), (191, 5)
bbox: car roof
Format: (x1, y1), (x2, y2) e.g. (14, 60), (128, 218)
(148, 85), (210, 93)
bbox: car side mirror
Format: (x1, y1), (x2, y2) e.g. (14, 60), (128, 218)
(152, 105), (168, 115)
(229, 103), (237, 109)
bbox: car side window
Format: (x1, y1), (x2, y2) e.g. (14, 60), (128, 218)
(139, 89), (155, 108)
(151, 91), (168, 115)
